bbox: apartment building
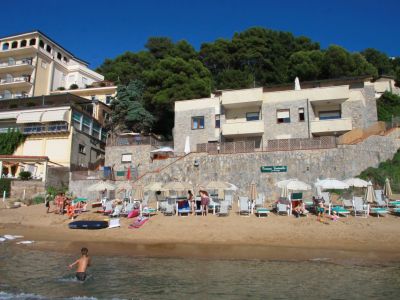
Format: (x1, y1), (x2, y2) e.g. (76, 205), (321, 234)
(0, 94), (110, 180)
(174, 76), (398, 152)
(0, 30), (116, 104)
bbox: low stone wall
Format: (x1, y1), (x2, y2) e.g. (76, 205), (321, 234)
(10, 180), (46, 199)
(46, 167), (70, 188)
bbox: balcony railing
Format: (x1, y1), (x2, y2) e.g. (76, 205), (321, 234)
(310, 118), (352, 134)
(222, 120), (264, 136)
(0, 93), (29, 100)
(0, 76), (32, 85)
(0, 123), (69, 135)
(0, 59), (33, 68)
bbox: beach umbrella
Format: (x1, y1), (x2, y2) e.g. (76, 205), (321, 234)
(87, 181), (116, 192)
(344, 178), (369, 188)
(184, 136), (191, 154)
(276, 179), (311, 191)
(226, 183), (239, 191)
(315, 185), (322, 198)
(133, 183), (144, 201)
(202, 181), (231, 190)
(365, 181), (377, 204)
(295, 77), (301, 91)
(249, 182), (257, 201)
(163, 181), (192, 191)
(144, 182), (167, 192)
(315, 178), (349, 190)
(384, 178), (393, 198)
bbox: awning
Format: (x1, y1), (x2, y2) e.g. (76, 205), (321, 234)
(0, 111), (19, 120)
(41, 109), (69, 122)
(16, 111), (43, 124)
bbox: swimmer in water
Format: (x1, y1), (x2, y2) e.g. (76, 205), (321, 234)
(68, 247), (91, 281)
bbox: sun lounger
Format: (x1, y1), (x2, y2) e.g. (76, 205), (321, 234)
(342, 198), (353, 208)
(256, 207), (270, 217)
(255, 194), (265, 208)
(163, 202), (175, 216)
(369, 207), (389, 217)
(103, 201), (113, 215)
(321, 192), (332, 214)
(331, 206), (350, 217)
(374, 190), (388, 208)
(110, 204), (123, 217)
(352, 197), (369, 218)
(224, 194), (233, 209)
(239, 196), (250, 216)
(392, 207), (400, 214)
(108, 218), (120, 229)
(218, 201), (229, 217)
(276, 203), (290, 216)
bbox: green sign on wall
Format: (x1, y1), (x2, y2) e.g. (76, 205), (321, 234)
(260, 166), (288, 173)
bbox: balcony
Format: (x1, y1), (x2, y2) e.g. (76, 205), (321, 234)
(0, 46), (37, 58)
(0, 76), (32, 89)
(222, 120), (264, 136)
(310, 118), (352, 135)
(0, 92), (29, 100)
(221, 88), (263, 108)
(0, 59), (34, 73)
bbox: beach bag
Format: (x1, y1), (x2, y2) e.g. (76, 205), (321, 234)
(128, 209), (140, 218)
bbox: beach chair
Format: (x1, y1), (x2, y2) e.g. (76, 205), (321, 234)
(276, 203), (290, 216)
(239, 196), (251, 216)
(103, 201), (113, 215)
(352, 197), (369, 218)
(374, 190), (388, 208)
(342, 198), (353, 208)
(224, 194), (233, 209)
(110, 204), (123, 217)
(218, 201), (229, 217)
(321, 192), (332, 214)
(255, 193), (265, 208)
(331, 206), (350, 217)
(163, 202), (175, 216)
(208, 198), (221, 214)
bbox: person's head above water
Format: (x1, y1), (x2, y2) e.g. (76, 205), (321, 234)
(81, 247), (88, 256)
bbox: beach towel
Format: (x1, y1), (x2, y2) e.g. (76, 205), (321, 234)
(128, 209), (140, 218)
(129, 217), (149, 229)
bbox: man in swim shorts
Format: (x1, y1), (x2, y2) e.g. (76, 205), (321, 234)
(68, 247), (91, 281)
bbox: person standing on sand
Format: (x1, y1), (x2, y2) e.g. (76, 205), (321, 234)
(68, 247), (91, 281)
(45, 194), (50, 213)
(200, 190), (210, 216)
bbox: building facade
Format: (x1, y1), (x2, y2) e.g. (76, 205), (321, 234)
(174, 76), (398, 152)
(0, 94), (110, 180)
(0, 30), (116, 104)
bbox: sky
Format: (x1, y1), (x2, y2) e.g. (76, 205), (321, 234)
(1, 0), (398, 68)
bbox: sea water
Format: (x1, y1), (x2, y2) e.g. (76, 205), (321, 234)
(0, 243), (399, 300)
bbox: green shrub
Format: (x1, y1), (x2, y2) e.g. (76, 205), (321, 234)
(32, 195), (45, 204)
(19, 171), (32, 180)
(359, 149), (400, 192)
(69, 84), (79, 90)
(0, 178), (11, 198)
(57, 87), (66, 91)
(0, 130), (25, 155)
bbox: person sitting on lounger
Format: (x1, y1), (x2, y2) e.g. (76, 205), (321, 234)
(293, 200), (307, 218)
(188, 190), (194, 213)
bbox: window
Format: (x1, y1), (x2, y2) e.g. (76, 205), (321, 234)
(63, 56), (68, 64)
(82, 116), (91, 134)
(46, 45), (52, 53)
(298, 108), (305, 122)
(2, 43), (9, 50)
(106, 95), (112, 105)
(319, 110), (341, 120)
(121, 153), (132, 163)
(78, 144), (86, 154)
(92, 122), (100, 139)
(192, 116), (204, 129)
(29, 38), (36, 46)
(72, 111), (82, 129)
(48, 122), (68, 132)
(101, 129), (107, 142)
(91, 95), (96, 101)
(215, 114), (220, 128)
(20, 40), (27, 47)
(39, 40), (44, 48)
(57, 52), (62, 60)
(277, 109), (290, 123)
(246, 112), (260, 121)
(11, 41), (18, 49)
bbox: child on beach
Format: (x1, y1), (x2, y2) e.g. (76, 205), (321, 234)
(316, 201), (325, 222)
(68, 247), (91, 281)
(330, 211), (340, 221)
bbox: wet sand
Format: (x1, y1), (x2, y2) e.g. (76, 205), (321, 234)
(1, 203), (400, 264)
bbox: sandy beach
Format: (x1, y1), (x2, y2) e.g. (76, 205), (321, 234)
(1, 203), (400, 264)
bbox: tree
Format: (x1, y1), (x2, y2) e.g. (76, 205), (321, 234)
(110, 80), (155, 133)
(288, 50), (324, 81)
(361, 48), (394, 76)
(376, 91), (400, 122)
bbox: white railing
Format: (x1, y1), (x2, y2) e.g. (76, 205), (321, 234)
(0, 58), (33, 68)
(0, 76), (31, 84)
(0, 93), (29, 100)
